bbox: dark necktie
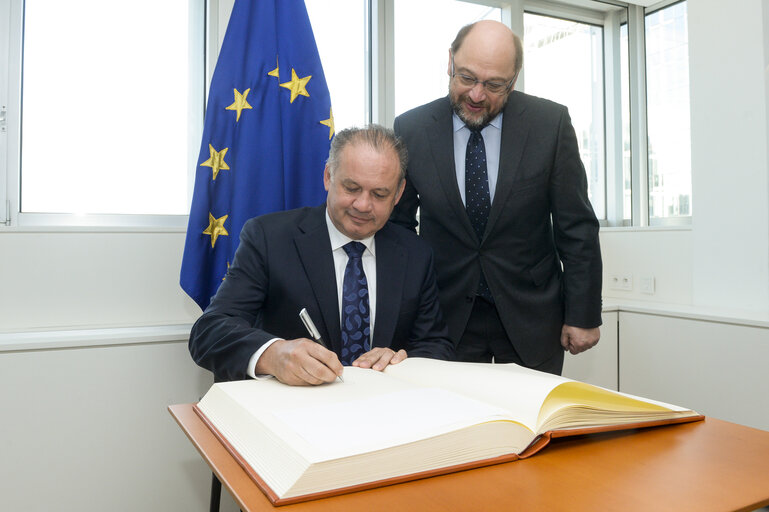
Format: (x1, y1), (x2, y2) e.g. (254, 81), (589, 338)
(465, 127), (493, 302)
(340, 241), (371, 365)
(465, 128), (491, 241)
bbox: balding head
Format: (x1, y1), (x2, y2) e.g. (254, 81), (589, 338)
(451, 20), (522, 78)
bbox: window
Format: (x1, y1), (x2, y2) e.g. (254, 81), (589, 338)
(523, 12), (605, 220)
(18, 0), (204, 218)
(1, 0), (692, 229)
(393, 0), (501, 117)
(645, 1), (691, 221)
(306, 0), (367, 131)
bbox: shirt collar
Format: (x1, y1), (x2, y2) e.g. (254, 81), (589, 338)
(452, 111), (503, 134)
(325, 209), (376, 256)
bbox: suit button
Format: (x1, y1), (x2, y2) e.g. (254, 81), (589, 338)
(465, 296), (474, 303)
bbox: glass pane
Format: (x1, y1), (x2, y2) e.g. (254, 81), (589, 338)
(621, 23), (631, 221)
(524, 13), (606, 219)
(394, 0), (501, 117)
(645, 1), (691, 218)
(21, 0), (200, 215)
(306, 0), (366, 131)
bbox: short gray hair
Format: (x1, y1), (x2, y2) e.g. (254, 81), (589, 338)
(326, 125), (408, 183)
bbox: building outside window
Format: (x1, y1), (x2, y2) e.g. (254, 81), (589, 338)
(523, 12), (606, 220)
(645, 0), (691, 220)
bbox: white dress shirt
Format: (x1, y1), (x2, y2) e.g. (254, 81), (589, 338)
(246, 209), (377, 378)
(452, 112), (503, 204)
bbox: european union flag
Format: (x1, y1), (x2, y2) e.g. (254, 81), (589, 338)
(181, 0), (334, 310)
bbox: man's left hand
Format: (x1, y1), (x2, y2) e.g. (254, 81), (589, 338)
(352, 347), (408, 371)
(560, 325), (600, 355)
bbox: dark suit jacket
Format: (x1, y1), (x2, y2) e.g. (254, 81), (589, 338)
(189, 205), (454, 381)
(391, 93), (602, 366)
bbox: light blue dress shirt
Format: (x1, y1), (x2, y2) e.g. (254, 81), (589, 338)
(452, 112), (503, 204)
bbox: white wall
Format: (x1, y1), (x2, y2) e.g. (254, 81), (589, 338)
(688, 0), (769, 312)
(619, 312), (769, 431)
(0, 339), (216, 511)
(600, 228), (693, 304)
(0, 231), (201, 331)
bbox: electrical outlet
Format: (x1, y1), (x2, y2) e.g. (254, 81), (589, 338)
(609, 274), (633, 291)
(620, 274), (633, 291)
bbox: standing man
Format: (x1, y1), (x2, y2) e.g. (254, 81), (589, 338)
(391, 20), (602, 375)
(190, 125), (454, 385)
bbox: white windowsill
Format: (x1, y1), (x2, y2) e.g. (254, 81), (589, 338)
(0, 324), (193, 352)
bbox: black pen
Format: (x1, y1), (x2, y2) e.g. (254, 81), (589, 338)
(299, 308), (344, 382)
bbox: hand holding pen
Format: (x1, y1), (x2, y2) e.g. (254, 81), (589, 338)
(300, 308), (344, 383)
(252, 310), (343, 386)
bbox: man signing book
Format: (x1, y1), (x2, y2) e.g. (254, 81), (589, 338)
(189, 125), (455, 385)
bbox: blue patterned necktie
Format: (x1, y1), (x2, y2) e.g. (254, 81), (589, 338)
(465, 127), (493, 302)
(340, 241), (371, 365)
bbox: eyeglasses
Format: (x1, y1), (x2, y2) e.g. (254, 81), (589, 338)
(450, 55), (516, 95)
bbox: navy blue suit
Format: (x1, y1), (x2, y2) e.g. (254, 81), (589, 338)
(189, 205), (454, 381)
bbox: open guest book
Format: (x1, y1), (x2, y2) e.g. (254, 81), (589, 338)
(194, 358), (703, 505)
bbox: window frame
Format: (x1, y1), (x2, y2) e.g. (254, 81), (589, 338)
(518, 0), (691, 228)
(1, 0), (207, 230)
(0, 0), (691, 230)
(1, 0), (20, 228)
(642, 0), (691, 227)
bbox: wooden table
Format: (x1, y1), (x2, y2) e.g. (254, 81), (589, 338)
(169, 403), (769, 511)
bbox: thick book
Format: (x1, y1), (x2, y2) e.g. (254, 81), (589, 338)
(194, 358), (703, 505)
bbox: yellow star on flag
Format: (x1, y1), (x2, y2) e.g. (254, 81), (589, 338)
(279, 68), (311, 103)
(203, 213), (229, 248)
(200, 144), (230, 180)
(320, 108), (335, 140)
(268, 56), (280, 78)
(225, 88), (252, 121)
(222, 261), (230, 281)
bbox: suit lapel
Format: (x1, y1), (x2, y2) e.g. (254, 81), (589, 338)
(370, 225), (406, 349)
(428, 99), (477, 242)
(294, 207), (343, 353)
(486, 92), (529, 236)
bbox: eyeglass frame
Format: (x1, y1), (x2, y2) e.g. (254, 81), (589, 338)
(450, 53), (517, 95)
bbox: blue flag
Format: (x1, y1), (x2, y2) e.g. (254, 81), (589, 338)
(181, 0), (334, 310)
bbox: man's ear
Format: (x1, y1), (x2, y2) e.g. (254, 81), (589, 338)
(394, 178), (406, 205)
(323, 165), (332, 191)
